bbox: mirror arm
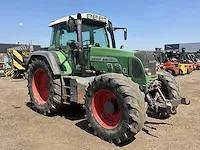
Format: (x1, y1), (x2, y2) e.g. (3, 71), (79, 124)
(113, 27), (127, 31)
(112, 27), (127, 40)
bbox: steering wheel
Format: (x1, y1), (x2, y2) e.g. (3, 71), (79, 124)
(82, 40), (91, 45)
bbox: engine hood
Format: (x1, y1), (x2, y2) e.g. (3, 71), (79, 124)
(133, 51), (157, 75)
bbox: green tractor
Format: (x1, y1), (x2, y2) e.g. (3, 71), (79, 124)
(26, 13), (188, 144)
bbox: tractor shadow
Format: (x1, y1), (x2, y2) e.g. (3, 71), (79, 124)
(58, 104), (85, 120)
(57, 104), (137, 146)
(147, 113), (171, 120)
(142, 120), (172, 138)
(57, 104), (95, 136)
(76, 119), (136, 147)
(26, 102), (85, 120)
(26, 102), (172, 147)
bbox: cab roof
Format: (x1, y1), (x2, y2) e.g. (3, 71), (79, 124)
(49, 13), (109, 27)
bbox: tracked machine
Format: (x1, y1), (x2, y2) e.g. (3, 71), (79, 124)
(26, 13), (189, 144)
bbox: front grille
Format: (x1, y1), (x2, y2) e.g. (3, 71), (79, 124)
(134, 51), (156, 75)
(132, 58), (144, 78)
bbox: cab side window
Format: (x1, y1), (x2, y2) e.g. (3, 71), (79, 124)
(60, 27), (77, 46)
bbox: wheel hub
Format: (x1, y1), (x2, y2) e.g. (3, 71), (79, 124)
(32, 69), (50, 104)
(104, 99), (119, 114)
(91, 89), (121, 129)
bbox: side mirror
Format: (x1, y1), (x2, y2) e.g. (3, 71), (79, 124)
(124, 28), (127, 40)
(66, 16), (76, 32)
(110, 26), (128, 41)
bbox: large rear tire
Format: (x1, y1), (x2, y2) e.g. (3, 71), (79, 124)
(158, 70), (181, 113)
(27, 58), (62, 116)
(84, 73), (147, 144)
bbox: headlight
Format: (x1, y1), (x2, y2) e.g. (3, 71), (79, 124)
(144, 68), (151, 76)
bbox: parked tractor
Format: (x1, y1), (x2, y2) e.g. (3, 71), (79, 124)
(165, 50), (193, 75)
(153, 48), (179, 76)
(179, 48), (194, 73)
(187, 53), (200, 70)
(25, 13), (188, 144)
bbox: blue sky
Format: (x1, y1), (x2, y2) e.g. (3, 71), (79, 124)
(0, 0), (200, 50)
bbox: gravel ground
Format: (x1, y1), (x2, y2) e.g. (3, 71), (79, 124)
(0, 71), (200, 150)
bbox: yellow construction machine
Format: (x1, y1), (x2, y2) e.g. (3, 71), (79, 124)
(7, 45), (33, 78)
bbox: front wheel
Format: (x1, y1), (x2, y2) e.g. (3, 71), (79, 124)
(158, 70), (181, 114)
(27, 58), (62, 116)
(84, 73), (147, 144)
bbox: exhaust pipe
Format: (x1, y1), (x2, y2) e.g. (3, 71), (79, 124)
(76, 13), (85, 76)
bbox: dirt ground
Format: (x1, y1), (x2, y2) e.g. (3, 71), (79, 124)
(0, 71), (200, 150)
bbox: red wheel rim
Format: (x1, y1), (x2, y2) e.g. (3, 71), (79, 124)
(92, 89), (121, 129)
(32, 69), (49, 104)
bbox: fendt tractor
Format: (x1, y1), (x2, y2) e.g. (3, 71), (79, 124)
(25, 13), (189, 144)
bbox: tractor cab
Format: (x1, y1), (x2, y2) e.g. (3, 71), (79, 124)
(48, 13), (128, 75)
(49, 13), (126, 49)
(47, 13), (157, 84)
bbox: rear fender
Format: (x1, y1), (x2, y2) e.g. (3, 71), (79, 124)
(26, 51), (61, 75)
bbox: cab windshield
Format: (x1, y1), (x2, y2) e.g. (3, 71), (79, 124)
(50, 22), (111, 49)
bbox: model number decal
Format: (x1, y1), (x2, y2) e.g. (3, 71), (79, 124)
(90, 56), (118, 62)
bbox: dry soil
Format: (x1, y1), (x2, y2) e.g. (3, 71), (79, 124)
(0, 71), (200, 150)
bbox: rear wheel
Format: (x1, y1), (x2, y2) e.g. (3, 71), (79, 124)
(27, 58), (62, 116)
(84, 73), (147, 144)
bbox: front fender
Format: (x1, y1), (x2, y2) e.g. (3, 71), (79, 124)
(26, 51), (61, 75)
